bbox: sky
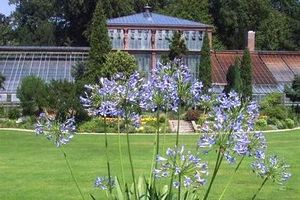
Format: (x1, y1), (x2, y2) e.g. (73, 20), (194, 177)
(0, 0), (15, 16)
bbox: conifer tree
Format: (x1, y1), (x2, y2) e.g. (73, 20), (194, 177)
(86, 1), (111, 84)
(240, 48), (252, 100)
(168, 31), (188, 61)
(224, 57), (242, 94)
(198, 32), (211, 90)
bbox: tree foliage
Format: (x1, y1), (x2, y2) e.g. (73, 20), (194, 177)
(0, 72), (5, 90)
(168, 31), (188, 61)
(86, 1), (111, 84)
(47, 80), (88, 122)
(16, 76), (48, 116)
(7, 0), (300, 50)
(103, 51), (138, 79)
(285, 75), (300, 102)
(198, 32), (211, 90)
(224, 57), (242, 94)
(164, 0), (212, 24)
(0, 14), (15, 45)
(240, 48), (252, 100)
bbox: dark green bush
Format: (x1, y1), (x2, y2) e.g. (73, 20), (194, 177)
(261, 105), (289, 120)
(8, 107), (21, 120)
(78, 118), (118, 133)
(0, 106), (5, 117)
(185, 109), (201, 121)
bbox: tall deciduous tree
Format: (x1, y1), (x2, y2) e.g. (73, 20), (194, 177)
(86, 1), (111, 83)
(168, 31), (188, 61)
(164, 0), (212, 24)
(224, 57), (242, 94)
(10, 0), (57, 45)
(198, 32), (211, 90)
(240, 48), (252, 100)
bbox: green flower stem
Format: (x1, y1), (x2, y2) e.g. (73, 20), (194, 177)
(176, 104), (181, 146)
(149, 133), (157, 185)
(117, 117), (125, 186)
(162, 109), (168, 153)
(125, 114), (138, 200)
(104, 117), (112, 194)
(155, 109), (161, 168)
(168, 104), (181, 200)
(251, 177), (268, 200)
(218, 156), (245, 200)
(61, 148), (85, 200)
(203, 147), (224, 200)
(178, 174), (182, 200)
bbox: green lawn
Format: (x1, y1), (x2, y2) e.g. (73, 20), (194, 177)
(0, 130), (299, 200)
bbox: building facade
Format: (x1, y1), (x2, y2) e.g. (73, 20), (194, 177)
(107, 6), (213, 78)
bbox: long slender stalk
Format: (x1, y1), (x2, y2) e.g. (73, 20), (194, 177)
(125, 114), (138, 200)
(117, 117), (125, 185)
(251, 177), (268, 200)
(61, 148), (85, 200)
(178, 173), (182, 200)
(104, 117), (112, 194)
(175, 104), (181, 146)
(168, 104), (181, 200)
(162, 109), (168, 153)
(155, 109), (160, 167)
(218, 156), (245, 200)
(149, 133), (157, 185)
(203, 147), (224, 200)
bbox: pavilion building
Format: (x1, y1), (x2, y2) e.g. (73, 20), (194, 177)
(107, 5), (213, 78)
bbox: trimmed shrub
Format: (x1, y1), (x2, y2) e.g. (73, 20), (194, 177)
(255, 118), (268, 130)
(285, 118), (295, 129)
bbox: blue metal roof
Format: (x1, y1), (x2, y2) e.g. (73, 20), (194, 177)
(107, 12), (211, 28)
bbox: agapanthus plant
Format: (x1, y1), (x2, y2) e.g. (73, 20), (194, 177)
(35, 113), (76, 147)
(81, 72), (145, 199)
(251, 155), (291, 200)
(154, 145), (208, 199)
(35, 113), (85, 200)
(196, 91), (267, 200)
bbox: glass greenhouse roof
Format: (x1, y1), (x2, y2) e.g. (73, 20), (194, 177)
(0, 47), (88, 95)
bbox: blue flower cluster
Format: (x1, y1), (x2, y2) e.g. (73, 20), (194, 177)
(94, 176), (115, 190)
(154, 146), (208, 188)
(81, 61), (204, 128)
(35, 113), (76, 147)
(198, 91), (267, 164)
(251, 155), (291, 185)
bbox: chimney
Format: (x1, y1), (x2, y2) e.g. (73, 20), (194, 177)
(246, 31), (255, 51)
(143, 4), (152, 19)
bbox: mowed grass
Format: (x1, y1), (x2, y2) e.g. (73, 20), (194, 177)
(0, 130), (299, 200)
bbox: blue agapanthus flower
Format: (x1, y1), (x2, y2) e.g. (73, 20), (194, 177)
(154, 145), (208, 189)
(94, 176), (115, 190)
(35, 113), (76, 147)
(251, 155), (291, 185)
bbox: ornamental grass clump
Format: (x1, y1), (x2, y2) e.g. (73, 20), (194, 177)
(35, 60), (291, 200)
